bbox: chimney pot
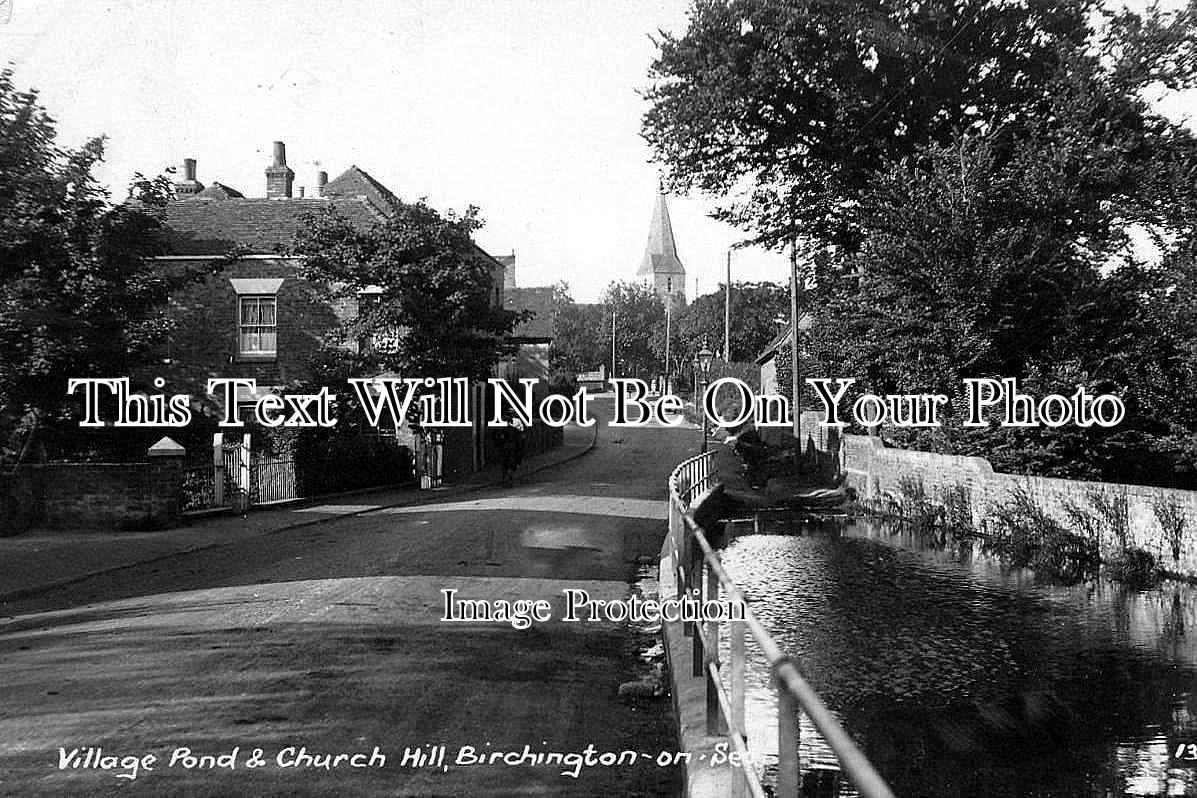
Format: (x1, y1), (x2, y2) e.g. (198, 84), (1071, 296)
(316, 170), (329, 197)
(174, 157), (204, 196)
(265, 140), (295, 198)
(298, 186), (305, 198)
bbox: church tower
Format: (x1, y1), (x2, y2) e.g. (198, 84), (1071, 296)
(637, 188), (687, 309)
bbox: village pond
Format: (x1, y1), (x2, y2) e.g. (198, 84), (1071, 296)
(716, 513), (1197, 797)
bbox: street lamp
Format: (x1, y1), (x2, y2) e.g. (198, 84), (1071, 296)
(697, 340), (714, 453)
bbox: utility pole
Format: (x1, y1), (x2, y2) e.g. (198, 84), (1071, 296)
(611, 305), (617, 380)
(664, 302), (671, 394)
(790, 240), (802, 442)
(724, 249), (732, 361)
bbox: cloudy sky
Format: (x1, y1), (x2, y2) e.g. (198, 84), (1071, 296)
(0, 0), (797, 302)
(2, 1), (1193, 302)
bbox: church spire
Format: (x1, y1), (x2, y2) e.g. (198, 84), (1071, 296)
(638, 187), (686, 307)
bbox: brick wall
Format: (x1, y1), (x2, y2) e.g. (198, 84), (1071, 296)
(2, 458), (184, 533)
(796, 412), (1197, 578)
(161, 257), (344, 387)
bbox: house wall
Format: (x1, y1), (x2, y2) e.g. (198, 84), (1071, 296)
(759, 357), (778, 395)
(159, 257), (345, 387)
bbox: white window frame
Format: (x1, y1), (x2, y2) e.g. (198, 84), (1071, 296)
(238, 294), (278, 357)
(230, 278), (283, 360)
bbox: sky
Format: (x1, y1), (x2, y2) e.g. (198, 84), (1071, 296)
(0, 0), (794, 302)
(1, 1), (1193, 303)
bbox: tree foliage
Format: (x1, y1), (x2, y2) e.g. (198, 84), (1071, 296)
(292, 201), (524, 382)
(646, 0), (1197, 486)
(548, 284), (608, 376)
(668, 280), (788, 365)
(644, 0), (1197, 249)
(604, 281), (666, 378)
(0, 69), (209, 460)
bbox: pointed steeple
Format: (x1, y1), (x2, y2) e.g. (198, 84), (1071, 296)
(638, 188), (687, 307)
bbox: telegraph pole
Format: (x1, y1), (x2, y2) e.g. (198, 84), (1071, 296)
(664, 301), (671, 394)
(790, 240), (802, 441)
(611, 305), (617, 380)
(724, 249), (732, 361)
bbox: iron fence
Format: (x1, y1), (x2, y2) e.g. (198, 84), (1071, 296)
(664, 451), (895, 798)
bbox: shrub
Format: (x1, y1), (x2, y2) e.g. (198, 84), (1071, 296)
(938, 482), (976, 539)
(896, 474), (939, 531)
(1152, 496), (1187, 562)
(1104, 547), (1163, 587)
(1086, 487), (1130, 551)
(985, 485), (1100, 582)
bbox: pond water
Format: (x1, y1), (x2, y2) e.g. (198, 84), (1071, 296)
(717, 513), (1197, 797)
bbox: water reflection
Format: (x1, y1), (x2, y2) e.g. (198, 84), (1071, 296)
(717, 513), (1197, 797)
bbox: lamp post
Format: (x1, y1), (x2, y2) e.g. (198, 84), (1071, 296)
(697, 340), (714, 453)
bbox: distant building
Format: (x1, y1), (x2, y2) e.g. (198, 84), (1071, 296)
(499, 254), (556, 381)
(637, 189), (686, 310)
(755, 315), (813, 395)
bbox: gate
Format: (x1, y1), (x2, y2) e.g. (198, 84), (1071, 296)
(181, 432), (251, 512)
(251, 450), (298, 504)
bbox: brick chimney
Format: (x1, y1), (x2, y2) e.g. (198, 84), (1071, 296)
(174, 158), (204, 196)
(265, 141), (294, 198)
(316, 170), (328, 197)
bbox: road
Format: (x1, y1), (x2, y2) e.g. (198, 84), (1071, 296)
(0, 403), (704, 797)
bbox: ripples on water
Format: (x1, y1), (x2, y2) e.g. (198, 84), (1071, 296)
(718, 513), (1197, 797)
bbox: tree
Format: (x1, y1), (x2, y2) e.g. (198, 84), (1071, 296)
(670, 281), (788, 366)
(291, 201), (524, 381)
(0, 69), (210, 462)
(646, 0), (1197, 486)
(549, 283), (607, 376)
(603, 281), (666, 378)
(643, 0), (1197, 249)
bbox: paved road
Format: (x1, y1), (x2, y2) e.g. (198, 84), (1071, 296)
(0, 405), (705, 796)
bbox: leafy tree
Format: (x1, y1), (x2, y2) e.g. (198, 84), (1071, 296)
(292, 201), (524, 381)
(604, 281), (667, 378)
(669, 281), (788, 365)
(549, 283), (607, 375)
(0, 69), (210, 462)
(647, 0), (1197, 486)
(802, 133), (1197, 485)
(644, 0), (1197, 249)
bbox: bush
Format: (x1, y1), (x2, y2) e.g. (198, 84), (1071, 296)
(1104, 547), (1163, 587)
(985, 485), (1100, 582)
(1152, 496), (1187, 563)
(937, 482), (976, 539)
(294, 435), (413, 496)
(896, 474), (939, 532)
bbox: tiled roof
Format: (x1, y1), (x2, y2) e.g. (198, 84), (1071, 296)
(323, 166), (400, 212)
(163, 196), (384, 255)
(754, 315), (814, 364)
(505, 286), (557, 341)
(197, 181), (245, 199)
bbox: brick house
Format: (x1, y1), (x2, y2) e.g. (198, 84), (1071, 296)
(156, 141), (507, 406)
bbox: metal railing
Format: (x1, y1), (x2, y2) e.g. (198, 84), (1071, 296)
(664, 451), (896, 798)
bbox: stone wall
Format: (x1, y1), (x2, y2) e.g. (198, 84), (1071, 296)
(798, 412), (1197, 578)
